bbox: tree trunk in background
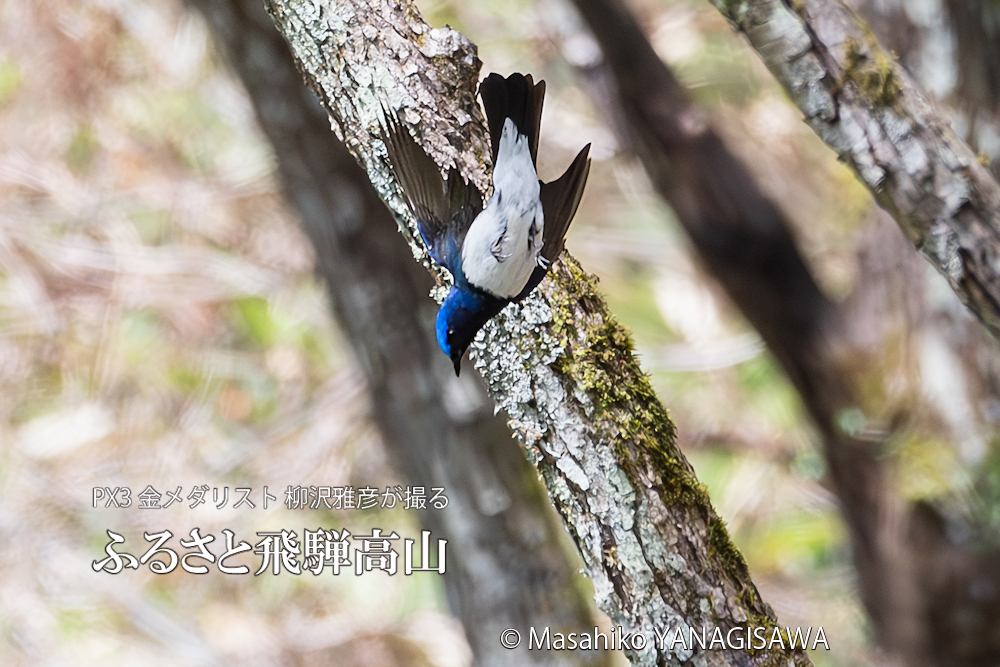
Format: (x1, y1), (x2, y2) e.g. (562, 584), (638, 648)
(853, 0), (1000, 450)
(944, 0), (1000, 115)
(263, 0), (813, 664)
(185, 1), (606, 665)
(563, 0), (1000, 664)
(853, 0), (1000, 475)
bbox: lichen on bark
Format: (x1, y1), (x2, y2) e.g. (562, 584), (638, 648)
(266, 0), (810, 664)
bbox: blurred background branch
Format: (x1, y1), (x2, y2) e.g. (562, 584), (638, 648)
(708, 0), (1000, 344)
(852, 0), (1000, 175)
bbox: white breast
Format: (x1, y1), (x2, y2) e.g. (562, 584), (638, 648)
(461, 119), (544, 299)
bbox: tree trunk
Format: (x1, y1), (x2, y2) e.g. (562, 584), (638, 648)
(185, 1), (607, 665)
(264, 0), (811, 665)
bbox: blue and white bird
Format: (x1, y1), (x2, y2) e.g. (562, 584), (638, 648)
(382, 73), (591, 374)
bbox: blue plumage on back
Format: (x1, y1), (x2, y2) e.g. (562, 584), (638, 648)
(381, 73), (591, 374)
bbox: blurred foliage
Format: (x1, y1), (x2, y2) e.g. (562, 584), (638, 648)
(0, 58), (22, 105)
(0, 1), (466, 665)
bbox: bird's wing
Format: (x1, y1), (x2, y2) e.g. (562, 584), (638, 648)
(538, 143), (591, 265)
(509, 147), (590, 304)
(380, 111), (482, 273)
(489, 215), (512, 262)
(486, 204), (541, 265)
(479, 73), (545, 168)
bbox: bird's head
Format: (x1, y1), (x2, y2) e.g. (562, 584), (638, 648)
(436, 319), (467, 376)
(436, 286), (506, 376)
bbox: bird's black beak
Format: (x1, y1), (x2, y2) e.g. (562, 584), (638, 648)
(452, 355), (462, 377)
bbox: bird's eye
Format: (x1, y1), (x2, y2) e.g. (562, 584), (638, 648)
(448, 328), (454, 335)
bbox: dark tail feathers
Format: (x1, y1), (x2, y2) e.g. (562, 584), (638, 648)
(479, 73), (545, 167)
(539, 144), (591, 265)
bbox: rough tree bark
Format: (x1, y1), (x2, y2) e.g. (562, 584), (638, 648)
(852, 0), (1000, 176)
(264, 0), (811, 665)
(562, 1), (1000, 665)
(707, 0), (1000, 344)
(184, 1), (607, 665)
